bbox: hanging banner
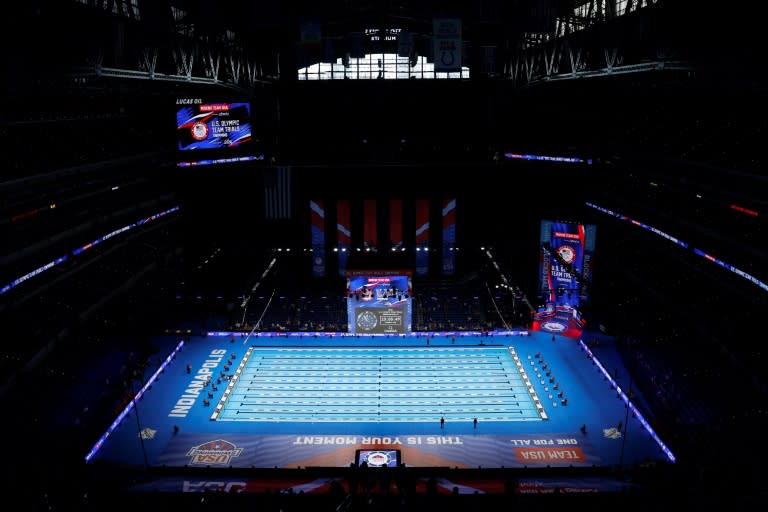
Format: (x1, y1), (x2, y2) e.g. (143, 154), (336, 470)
(337, 200), (351, 276)
(432, 18), (462, 72)
(310, 200), (325, 277)
(442, 198), (456, 276)
(363, 200), (377, 249)
(415, 199), (430, 276)
(389, 199), (403, 250)
(264, 166), (291, 220)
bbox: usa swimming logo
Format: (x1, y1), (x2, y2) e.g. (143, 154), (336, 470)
(365, 451), (392, 467)
(542, 321), (567, 333)
(557, 245), (576, 264)
(187, 439), (243, 466)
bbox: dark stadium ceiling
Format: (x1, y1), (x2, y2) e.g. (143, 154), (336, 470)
(5, 0), (760, 94)
(165, 0), (569, 49)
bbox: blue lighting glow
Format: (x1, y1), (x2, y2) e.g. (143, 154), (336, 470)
(85, 340), (185, 463)
(206, 330), (529, 338)
(693, 249), (768, 292)
(177, 155), (264, 167)
(587, 202), (767, 292)
(504, 153), (588, 164)
(586, 202), (688, 248)
(1, 255), (69, 295)
(579, 339), (676, 464)
(2, 206), (179, 296)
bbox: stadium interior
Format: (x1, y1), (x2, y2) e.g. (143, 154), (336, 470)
(1, 1), (767, 510)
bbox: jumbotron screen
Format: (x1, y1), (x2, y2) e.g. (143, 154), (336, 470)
(538, 220), (596, 309)
(355, 449), (400, 468)
(176, 99), (251, 151)
(347, 274), (412, 334)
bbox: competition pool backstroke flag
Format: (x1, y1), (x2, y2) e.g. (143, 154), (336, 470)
(176, 99), (252, 151)
(347, 271), (413, 334)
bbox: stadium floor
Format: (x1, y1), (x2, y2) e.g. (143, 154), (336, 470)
(88, 331), (672, 476)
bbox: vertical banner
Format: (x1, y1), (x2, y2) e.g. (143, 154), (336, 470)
(389, 199), (403, 250)
(441, 198), (456, 276)
(363, 199), (377, 249)
(581, 224), (597, 301)
(538, 221), (592, 310)
(548, 221), (585, 309)
(433, 18), (462, 72)
(310, 200), (325, 277)
(539, 220), (554, 303)
(264, 166), (291, 220)
(337, 200), (351, 277)
(534, 220), (593, 337)
(415, 199), (430, 276)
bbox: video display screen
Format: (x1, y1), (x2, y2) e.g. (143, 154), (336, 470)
(538, 220), (596, 309)
(347, 275), (412, 334)
(355, 449), (400, 468)
(176, 99), (251, 151)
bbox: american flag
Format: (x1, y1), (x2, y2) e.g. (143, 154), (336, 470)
(264, 166), (291, 219)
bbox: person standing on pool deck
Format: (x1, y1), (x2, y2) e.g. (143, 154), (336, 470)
(473, 417), (478, 429)
(440, 416), (445, 429)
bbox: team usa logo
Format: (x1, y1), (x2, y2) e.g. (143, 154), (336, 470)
(542, 321), (567, 333)
(556, 245), (576, 265)
(186, 439), (243, 466)
(365, 451), (392, 467)
(191, 121), (209, 141)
